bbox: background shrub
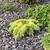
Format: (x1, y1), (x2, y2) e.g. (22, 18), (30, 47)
(25, 4), (50, 27)
(0, 2), (17, 12)
(48, 14), (50, 33)
(18, 0), (40, 4)
(18, 0), (29, 4)
(9, 19), (40, 40)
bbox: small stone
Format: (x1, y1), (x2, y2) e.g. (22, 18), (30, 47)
(0, 18), (3, 22)
(2, 38), (6, 42)
(5, 45), (8, 50)
(12, 45), (16, 48)
(17, 46), (23, 50)
(4, 13), (7, 16)
(20, 6), (22, 9)
(1, 30), (4, 33)
(25, 47), (28, 50)
(9, 41), (12, 44)
(12, 48), (17, 50)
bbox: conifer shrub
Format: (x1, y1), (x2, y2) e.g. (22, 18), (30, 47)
(9, 19), (40, 40)
(41, 33), (50, 50)
(0, 2), (17, 12)
(25, 4), (50, 27)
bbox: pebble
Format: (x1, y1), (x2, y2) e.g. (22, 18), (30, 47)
(1, 29), (4, 33)
(5, 45), (8, 50)
(12, 48), (17, 50)
(12, 45), (16, 48)
(0, 18), (3, 22)
(9, 41), (13, 44)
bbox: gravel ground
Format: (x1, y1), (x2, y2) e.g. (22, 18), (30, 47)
(0, 0), (49, 50)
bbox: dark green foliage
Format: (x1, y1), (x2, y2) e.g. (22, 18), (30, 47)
(41, 33), (50, 50)
(9, 19), (40, 40)
(18, 0), (29, 3)
(18, 0), (40, 4)
(0, 2), (17, 12)
(25, 4), (50, 27)
(32, 0), (40, 3)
